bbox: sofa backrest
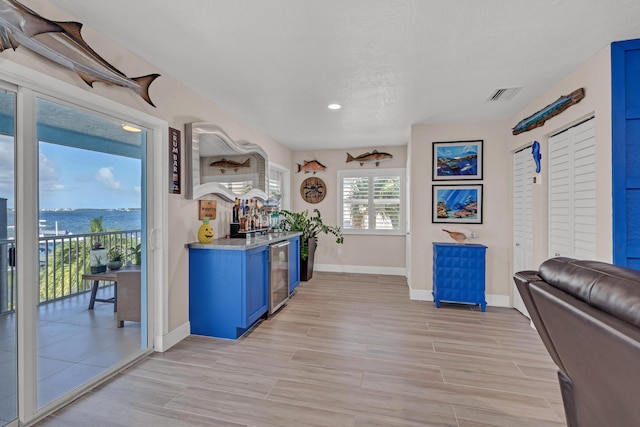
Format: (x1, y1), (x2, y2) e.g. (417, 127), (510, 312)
(515, 257), (640, 427)
(538, 257), (640, 328)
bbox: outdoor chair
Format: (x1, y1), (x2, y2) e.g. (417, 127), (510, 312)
(115, 270), (141, 327)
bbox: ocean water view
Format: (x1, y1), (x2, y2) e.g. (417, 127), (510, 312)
(4, 208), (141, 239)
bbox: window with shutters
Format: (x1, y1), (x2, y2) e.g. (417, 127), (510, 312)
(269, 163), (290, 210)
(269, 168), (283, 200)
(219, 180), (255, 195)
(338, 168), (405, 235)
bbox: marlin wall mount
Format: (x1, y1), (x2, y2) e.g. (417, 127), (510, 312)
(0, 0), (160, 107)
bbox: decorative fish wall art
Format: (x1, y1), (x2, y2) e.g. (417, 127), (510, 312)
(297, 159), (327, 174)
(0, 0), (160, 107)
(512, 88), (585, 135)
(346, 150), (393, 166)
(532, 140), (542, 173)
(209, 158), (250, 173)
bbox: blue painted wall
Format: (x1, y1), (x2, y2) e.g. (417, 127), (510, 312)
(612, 39), (640, 268)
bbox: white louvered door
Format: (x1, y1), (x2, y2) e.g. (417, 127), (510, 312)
(513, 147), (534, 317)
(548, 118), (596, 260)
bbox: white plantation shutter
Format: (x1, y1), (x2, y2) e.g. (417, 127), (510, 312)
(269, 163), (290, 210)
(548, 117), (596, 259)
(338, 169), (405, 234)
(373, 176), (401, 229)
(342, 176), (369, 229)
(269, 168), (283, 200)
(221, 180), (255, 195)
(201, 173), (257, 195)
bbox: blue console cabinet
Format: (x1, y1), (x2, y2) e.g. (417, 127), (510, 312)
(432, 242), (487, 312)
(189, 245), (269, 339)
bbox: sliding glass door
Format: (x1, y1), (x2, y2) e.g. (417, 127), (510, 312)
(0, 87), (17, 426)
(0, 59), (165, 424)
(35, 97), (148, 408)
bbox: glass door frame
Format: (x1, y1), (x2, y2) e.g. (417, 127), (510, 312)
(2, 60), (169, 425)
(0, 80), (18, 427)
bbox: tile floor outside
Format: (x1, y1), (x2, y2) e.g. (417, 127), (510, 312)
(0, 285), (142, 424)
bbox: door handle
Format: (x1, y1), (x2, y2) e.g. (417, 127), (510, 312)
(149, 228), (157, 251)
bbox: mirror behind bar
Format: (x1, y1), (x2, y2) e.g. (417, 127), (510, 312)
(185, 122), (269, 201)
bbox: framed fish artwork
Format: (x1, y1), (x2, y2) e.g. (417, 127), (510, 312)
(432, 140), (483, 181)
(432, 184), (483, 224)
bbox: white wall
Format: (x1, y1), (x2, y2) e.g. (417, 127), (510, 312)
(291, 146), (407, 274)
(4, 0), (293, 334)
(507, 45), (612, 267)
(5, 1), (616, 323)
(407, 45), (613, 306)
(409, 121), (511, 304)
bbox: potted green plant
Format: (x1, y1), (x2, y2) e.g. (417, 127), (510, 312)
(107, 247), (124, 270)
(90, 242), (107, 273)
(279, 208), (343, 281)
(129, 243), (142, 265)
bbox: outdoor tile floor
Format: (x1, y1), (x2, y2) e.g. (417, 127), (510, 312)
(0, 286), (142, 424)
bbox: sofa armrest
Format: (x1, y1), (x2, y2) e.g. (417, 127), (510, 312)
(513, 270), (565, 371)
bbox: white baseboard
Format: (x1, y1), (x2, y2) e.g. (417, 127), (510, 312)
(409, 289), (511, 308)
(486, 294), (511, 307)
(154, 321), (190, 352)
(409, 289), (433, 301)
(314, 263), (407, 276)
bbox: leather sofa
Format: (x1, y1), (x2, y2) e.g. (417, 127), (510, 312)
(514, 257), (640, 427)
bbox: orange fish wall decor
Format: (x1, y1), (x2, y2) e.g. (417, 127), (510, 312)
(297, 159), (327, 174)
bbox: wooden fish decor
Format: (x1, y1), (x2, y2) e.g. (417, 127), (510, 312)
(442, 229), (467, 243)
(209, 158), (250, 173)
(346, 150), (393, 167)
(297, 159), (327, 174)
(0, 0), (160, 107)
(512, 88), (585, 135)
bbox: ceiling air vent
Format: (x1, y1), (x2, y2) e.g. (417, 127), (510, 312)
(487, 86), (522, 102)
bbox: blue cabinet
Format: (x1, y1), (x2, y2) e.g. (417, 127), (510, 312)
(288, 236), (300, 294)
(432, 242), (487, 312)
(189, 245), (268, 339)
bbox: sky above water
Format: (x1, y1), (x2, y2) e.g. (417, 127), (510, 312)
(0, 135), (141, 209)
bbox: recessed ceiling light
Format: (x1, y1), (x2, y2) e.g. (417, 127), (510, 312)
(328, 104), (341, 110)
(122, 124), (142, 132)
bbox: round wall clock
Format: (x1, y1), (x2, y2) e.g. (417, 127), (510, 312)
(300, 177), (326, 204)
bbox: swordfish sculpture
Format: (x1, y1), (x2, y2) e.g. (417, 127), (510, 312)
(0, 0), (160, 107)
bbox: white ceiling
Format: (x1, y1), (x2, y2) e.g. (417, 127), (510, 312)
(50, 0), (640, 151)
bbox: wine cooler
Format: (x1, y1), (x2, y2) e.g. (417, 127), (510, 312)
(269, 240), (290, 314)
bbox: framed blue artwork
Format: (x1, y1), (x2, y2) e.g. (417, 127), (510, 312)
(432, 184), (483, 224)
(432, 140), (483, 180)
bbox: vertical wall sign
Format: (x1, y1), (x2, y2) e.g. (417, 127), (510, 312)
(169, 127), (181, 194)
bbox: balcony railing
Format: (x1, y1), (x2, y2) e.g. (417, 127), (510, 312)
(0, 230), (141, 314)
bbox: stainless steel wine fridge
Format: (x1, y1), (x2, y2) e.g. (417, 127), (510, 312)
(269, 240), (290, 314)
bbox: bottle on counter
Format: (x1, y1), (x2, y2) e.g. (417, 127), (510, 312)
(232, 198), (239, 223)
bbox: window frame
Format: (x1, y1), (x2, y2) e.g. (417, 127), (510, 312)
(337, 168), (405, 236)
(269, 162), (290, 210)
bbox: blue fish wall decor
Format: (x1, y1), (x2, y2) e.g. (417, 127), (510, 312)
(0, 0), (160, 107)
(532, 141), (541, 173)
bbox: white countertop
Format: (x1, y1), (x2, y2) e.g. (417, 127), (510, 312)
(186, 231), (302, 250)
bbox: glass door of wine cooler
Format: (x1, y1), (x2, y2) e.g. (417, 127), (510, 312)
(269, 241), (289, 314)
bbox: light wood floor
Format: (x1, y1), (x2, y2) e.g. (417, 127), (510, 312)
(35, 272), (566, 427)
